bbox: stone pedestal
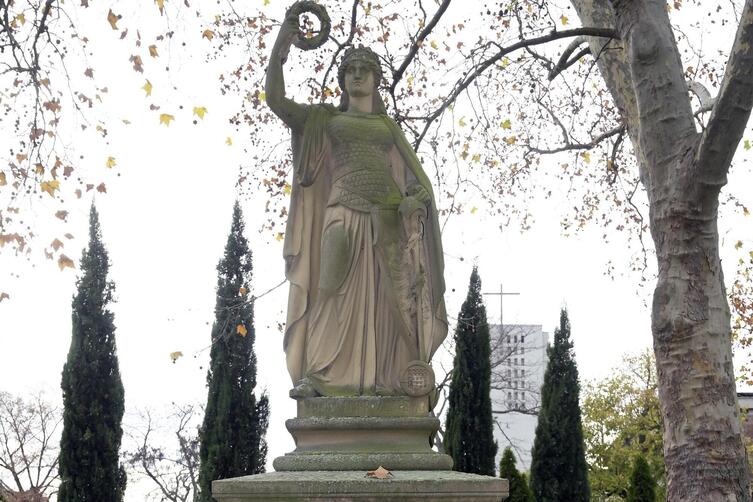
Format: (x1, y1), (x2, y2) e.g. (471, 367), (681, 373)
(273, 396), (453, 471)
(212, 396), (508, 501)
(212, 470), (508, 501)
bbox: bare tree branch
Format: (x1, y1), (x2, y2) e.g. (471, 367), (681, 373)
(695, 0), (753, 181)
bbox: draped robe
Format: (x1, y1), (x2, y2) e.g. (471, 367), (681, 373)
(282, 104), (448, 396)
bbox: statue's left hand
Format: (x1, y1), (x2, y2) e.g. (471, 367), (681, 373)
(407, 184), (431, 206)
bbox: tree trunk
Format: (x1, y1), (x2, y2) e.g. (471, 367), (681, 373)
(569, 0), (753, 499)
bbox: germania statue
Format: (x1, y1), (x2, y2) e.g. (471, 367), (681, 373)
(266, 2), (448, 398)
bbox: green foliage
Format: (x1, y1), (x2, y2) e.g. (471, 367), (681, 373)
(626, 455), (656, 502)
(530, 309), (589, 502)
(198, 202), (269, 500)
(58, 204), (126, 502)
(499, 447), (534, 502)
(444, 266), (497, 476)
(582, 349), (664, 501)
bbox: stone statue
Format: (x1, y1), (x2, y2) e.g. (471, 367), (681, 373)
(266, 2), (448, 398)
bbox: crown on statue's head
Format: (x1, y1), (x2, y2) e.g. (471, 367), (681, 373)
(338, 44), (383, 90)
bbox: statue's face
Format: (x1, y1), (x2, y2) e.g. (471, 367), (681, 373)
(343, 61), (374, 98)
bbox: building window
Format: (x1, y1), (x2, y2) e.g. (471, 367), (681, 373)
(521, 357), (525, 366)
(514, 358), (518, 366)
(521, 335), (525, 343)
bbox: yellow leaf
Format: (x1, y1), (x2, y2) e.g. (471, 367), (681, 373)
(156, 0), (165, 14)
(170, 351), (183, 363)
(501, 119), (512, 130)
(736, 240), (744, 250)
(0, 172), (6, 186)
(193, 106), (207, 119)
(560, 15), (569, 25)
(148, 45), (159, 57)
(744, 139), (751, 151)
(283, 183), (292, 195)
(159, 113), (175, 126)
(15, 13), (25, 25)
(504, 136), (517, 145)
(202, 29), (215, 40)
(470, 206), (478, 214)
(458, 117), (466, 127)
(236, 324), (248, 337)
(259, 91), (266, 101)
(744, 206), (750, 216)
(40, 180), (60, 197)
(264, 0), (270, 5)
(275, 232), (284, 241)
(581, 151), (591, 164)
(471, 154), (481, 163)
(142, 79), (153, 97)
(430, 40), (438, 50)
(106, 156), (116, 169)
(58, 254), (74, 271)
(107, 9), (121, 30)
(239, 286), (248, 295)
(226, 136), (233, 146)
(501, 57), (510, 67)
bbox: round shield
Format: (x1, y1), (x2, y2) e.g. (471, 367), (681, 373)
(399, 361), (435, 397)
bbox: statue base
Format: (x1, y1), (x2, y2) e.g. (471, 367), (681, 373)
(272, 396), (452, 471)
(212, 470), (508, 501)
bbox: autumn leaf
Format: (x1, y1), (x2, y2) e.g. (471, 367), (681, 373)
(106, 156), (116, 168)
(736, 240), (744, 250)
(202, 29), (215, 40)
(236, 324), (248, 337)
(58, 254), (75, 271)
(501, 119), (512, 130)
(0, 172), (6, 186)
(239, 286), (248, 295)
(97, 183), (107, 193)
(744, 206), (750, 217)
(40, 180), (60, 197)
(504, 136), (517, 145)
(225, 136), (233, 146)
(745, 139), (751, 151)
(148, 45), (159, 57)
(283, 183), (292, 195)
(275, 232), (284, 241)
(366, 466), (392, 480)
(581, 151), (591, 164)
(43, 100), (61, 112)
(156, 0), (165, 15)
(107, 9), (121, 30)
(430, 40), (438, 50)
(193, 106), (207, 119)
(560, 15), (568, 25)
(170, 351), (183, 363)
(51, 238), (64, 251)
(159, 113), (175, 126)
(84, 68), (94, 78)
(15, 13), (25, 25)
(470, 206), (478, 214)
(258, 91), (266, 101)
(55, 210), (68, 220)
(471, 153), (481, 163)
(0, 292), (9, 302)
(130, 55), (144, 73)
(458, 117), (466, 127)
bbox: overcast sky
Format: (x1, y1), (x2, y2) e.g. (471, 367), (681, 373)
(1, 1), (752, 499)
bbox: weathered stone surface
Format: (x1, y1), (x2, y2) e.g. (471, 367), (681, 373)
(213, 470), (509, 501)
(274, 452), (453, 472)
(296, 396), (429, 418)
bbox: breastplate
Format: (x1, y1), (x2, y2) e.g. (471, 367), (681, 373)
(327, 113), (402, 211)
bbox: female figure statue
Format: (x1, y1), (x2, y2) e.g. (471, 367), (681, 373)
(266, 7), (447, 397)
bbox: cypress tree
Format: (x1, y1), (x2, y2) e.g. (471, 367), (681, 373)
(444, 266), (497, 475)
(530, 308), (589, 502)
(198, 201), (269, 500)
(59, 204), (126, 501)
(499, 447), (534, 502)
(627, 455), (656, 502)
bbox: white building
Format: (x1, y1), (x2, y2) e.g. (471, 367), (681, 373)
(489, 324), (549, 472)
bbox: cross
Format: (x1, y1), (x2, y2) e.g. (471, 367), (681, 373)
(483, 283), (520, 328)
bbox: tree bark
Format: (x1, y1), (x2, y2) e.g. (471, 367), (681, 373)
(570, 0), (753, 500)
